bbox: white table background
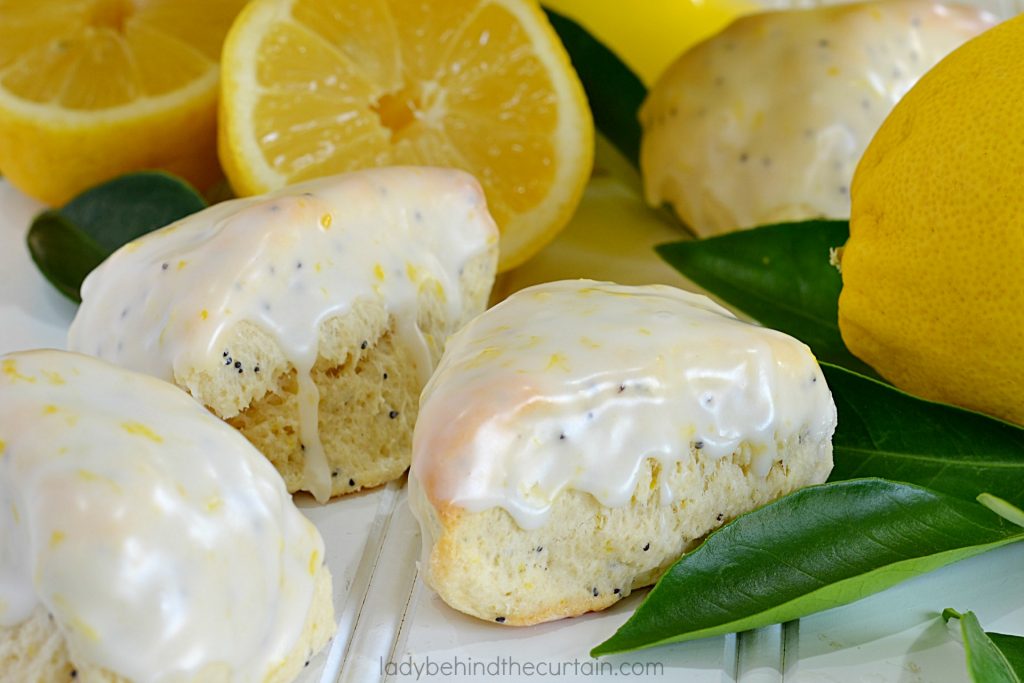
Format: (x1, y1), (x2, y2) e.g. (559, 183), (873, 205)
(2, 175), (1021, 682)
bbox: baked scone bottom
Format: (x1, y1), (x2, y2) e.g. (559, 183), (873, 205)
(410, 435), (832, 626)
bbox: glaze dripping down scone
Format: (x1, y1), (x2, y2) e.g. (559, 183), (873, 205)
(409, 280), (837, 625)
(0, 350), (334, 683)
(67, 167), (499, 502)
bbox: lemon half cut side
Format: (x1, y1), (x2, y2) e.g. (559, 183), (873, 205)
(0, 0), (247, 205)
(219, 0), (594, 271)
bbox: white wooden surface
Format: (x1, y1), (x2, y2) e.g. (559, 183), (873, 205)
(1, 178), (1021, 682)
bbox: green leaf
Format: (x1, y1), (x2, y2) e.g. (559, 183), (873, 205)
(990, 634), (1024, 680)
(58, 171), (206, 252)
(591, 479), (1024, 656)
(655, 220), (878, 378)
(943, 609), (1024, 682)
(544, 7), (646, 167)
(27, 171), (206, 302)
(26, 211), (108, 302)
(825, 363), (1024, 508)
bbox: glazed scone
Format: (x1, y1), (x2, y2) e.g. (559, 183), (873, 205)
(640, 0), (994, 236)
(409, 280), (837, 625)
(67, 167), (499, 502)
(0, 350), (334, 683)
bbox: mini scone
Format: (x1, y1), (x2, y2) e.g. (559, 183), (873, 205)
(0, 350), (334, 683)
(409, 280), (837, 625)
(68, 166), (499, 502)
(641, 0), (994, 236)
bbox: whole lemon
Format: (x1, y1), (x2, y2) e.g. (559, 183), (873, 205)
(542, 0), (747, 84)
(839, 14), (1024, 425)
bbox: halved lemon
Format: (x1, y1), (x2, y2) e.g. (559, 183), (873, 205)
(219, 0), (594, 271)
(0, 0), (246, 205)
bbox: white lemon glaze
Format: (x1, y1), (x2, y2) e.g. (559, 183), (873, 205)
(0, 350), (327, 683)
(641, 0), (995, 235)
(412, 280), (837, 530)
(67, 167), (499, 502)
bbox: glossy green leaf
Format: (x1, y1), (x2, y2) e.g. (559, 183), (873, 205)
(655, 220), (878, 377)
(825, 364), (1024, 507)
(944, 609), (1024, 683)
(26, 212), (108, 302)
(990, 634), (1024, 680)
(27, 171), (206, 302)
(544, 7), (646, 167)
(592, 479), (1024, 656)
